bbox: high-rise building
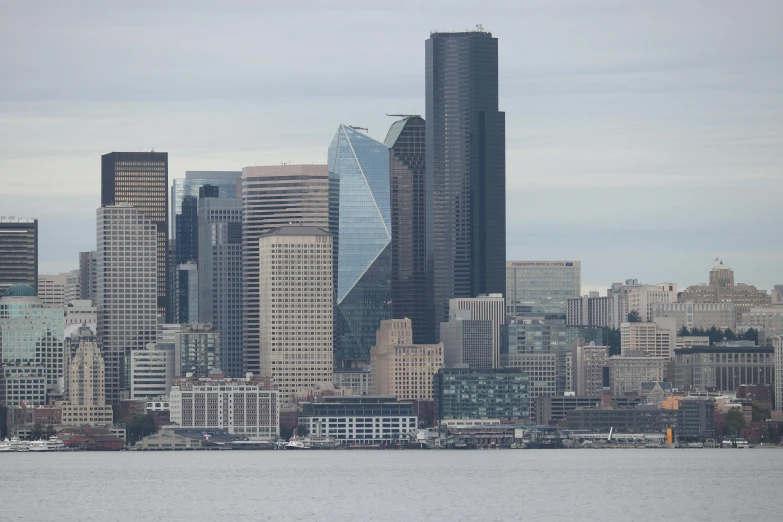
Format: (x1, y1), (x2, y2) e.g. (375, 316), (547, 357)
(609, 352), (668, 396)
(573, 342), (609, 396)
(258, 226), (333, 408)
(78, 251), (97, 301)
(129, 343), (175, 399)
(440, 312), (493, 369)
(448, 295), (505, 368)
(197, 195), (242, 377)
(385, 116), (432, 344)
(0, 217), (38, 295)
(426, 29), (506, 331)
(171, 171), (241, 238)
(328, 125), (392, 368)
(96, 204), (158, 401)
(242, 165), (329, 375)
(370, 318), (444, 401)
(60, 325), (113, 426)
(620, 318), (676, 358)
(773, 336), (783, 412)
(37, 273), (69, 308)
(173, 323), (221, 378)
(0, 284), (64, 406)
(610, 280), (678, 326)
(506, 261), (581, 317)
(567, 293), (613, 328)
(175, 195), (198, 265)
(65, 269), (80, 305)
(101, 152), (169, 317)
(174, 262), (198, 324)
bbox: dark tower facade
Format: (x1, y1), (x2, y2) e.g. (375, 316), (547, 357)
(175, 196), (198, 265)
(101, 152), (169, 317)
(0, 217), (38, 295)
(425, 30), (506, 336)
(385, 116), (433, 344)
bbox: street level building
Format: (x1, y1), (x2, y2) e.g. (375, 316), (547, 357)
(0, 217), (38, 295)
(434, 367), (529, 421)
(566, 405), (677, 434)
(535, 395), (643, 425)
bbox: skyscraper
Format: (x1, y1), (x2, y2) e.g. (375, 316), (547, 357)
(171, 171), (241, 237)
(175, 195), (198, 265)
(0, 217), (38, 295)
(426, 29), (506, 333)
(506, 261), (581, 317)
(198, 195), (242, 377)
(101, 152), (169, 317)
(96, 204), (158, 401)
(328, 125), (392, 368)
(385, 116), (433, 344)
(78, 250), (97, 301)
(60, 325), (114, 426)
(241, 165), (329, 375)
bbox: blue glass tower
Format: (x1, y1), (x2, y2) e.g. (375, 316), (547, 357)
(328, 125), (391, 368)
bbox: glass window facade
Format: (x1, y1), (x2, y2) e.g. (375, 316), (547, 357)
(435, 368), (529, 421)
(506, 261), (581, 317)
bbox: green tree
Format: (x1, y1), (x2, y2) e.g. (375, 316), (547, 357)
(125, 415), (157, 444)
(724, 328), (736, 341)
(751, 403), (771, 422)
(741, 328), (759, 344)
(605, 328), (621, 356)
(707, 326), (722, 345)
(45, 425), (56, 438)
(677, 325), (690, 337)
(28, 422), (44, 440)
(627, 310), (642, 323)
(724, 409), (746, 438)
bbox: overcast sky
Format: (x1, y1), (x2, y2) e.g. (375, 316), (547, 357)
(1, 0), (781, 294)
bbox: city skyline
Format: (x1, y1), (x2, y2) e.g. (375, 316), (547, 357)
(1, 2), (781, 292)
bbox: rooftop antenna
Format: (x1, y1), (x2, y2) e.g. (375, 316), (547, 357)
(476, 24), (484, 32)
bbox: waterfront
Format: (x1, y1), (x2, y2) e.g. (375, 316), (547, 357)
(1, 450), (781, 521)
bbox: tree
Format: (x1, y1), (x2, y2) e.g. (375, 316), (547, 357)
(724, 328), (736, 341)
(28, 422), (44, 441)
(724, 409), (746, 438)
(741, 328), (759, 344)
(45, 425), (56, 438)
(627, 310), (642, 323)
(752, 403), (771, 423)
(125, 414), (157, 444)
(707, 326), (722, 345)
(605, 328), (621, 356)
(677, 325), (690, 337)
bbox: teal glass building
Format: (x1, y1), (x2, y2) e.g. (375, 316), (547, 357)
(328, 125), (391, 368)
(434, 368), (530, 421)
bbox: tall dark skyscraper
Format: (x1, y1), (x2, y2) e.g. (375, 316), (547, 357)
(385, 116), (433, 344)
(0, 217), (38, 295)
(425, 29), (506, 336)
(175, 195), (198, 264)
(101, 152), (169, 317)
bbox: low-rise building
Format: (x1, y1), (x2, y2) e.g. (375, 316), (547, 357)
(566, 405), (677, 433)
(673, 344), (773, 392)
(677, 397), (716, 441)
(434, 368), (530, 422)
(651, 302), (736, 331)
(535, 395), (643, 425)
(639, 381), (673, 407)
(676, 336), (711, 349)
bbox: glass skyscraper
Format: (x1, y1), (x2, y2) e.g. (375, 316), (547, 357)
(426, 30), (506, 335)
(328, 125), (392, 368)
(170, 171), (241, 238)
(506, 261), (582, 317)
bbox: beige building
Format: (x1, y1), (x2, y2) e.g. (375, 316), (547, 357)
(38, 273), (69, 308)
(739, 307), (783, 333)
(651, 302), (736, 331)
(448, 294), (505, 367)
(502, 352), (557, 415)
(258, 226), (333, 408)
(620, 318), (676, 358)
(59, 325), (113, 426)
(610, 280), (677, 326)
(676, 336), (710, 349)
(609, 352), (668, 396)
(371, 319), (444, 401)
(573, 342), (609, 396)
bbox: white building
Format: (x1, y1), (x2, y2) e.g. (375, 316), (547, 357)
(37, 273), (68, 308)
(333, 368), (372, 396)
(130, 343), (175, 399)
(65, 269), (80, 304)
(96, 204), (158, 401)
(169, 374), (279, 440)
(64, 299), (97, 327)
(610, 280), (677, 326)
(651, 301), (736, 331)
(298, 397), (416, 444)
(258, 226), (333, 409)
(609, 353), (668, 396)
(567, 293), (613, 328)
(448, 294), (505, 368)
(740, 307), (783, 333)
(620, 318), (676, 358)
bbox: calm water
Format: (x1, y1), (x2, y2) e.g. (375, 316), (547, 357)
(0, 449), (780, 521)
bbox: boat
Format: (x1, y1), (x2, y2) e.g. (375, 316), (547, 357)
(9, 438), (30, 452)
(0, 439), (12, 452)
(285, 434), (310, 450)
(29, 440), (52, 452)
(47, 436), (66, 451)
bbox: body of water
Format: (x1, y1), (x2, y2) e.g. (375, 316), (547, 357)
(1, 449), (780, 521)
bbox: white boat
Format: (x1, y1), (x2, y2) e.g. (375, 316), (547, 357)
(29, 440), (52, 452)
(0, 439), (12, 452)
(285, 434), (310, 450)
(9, 438), (30, 452)
(47, 436), (66, 451)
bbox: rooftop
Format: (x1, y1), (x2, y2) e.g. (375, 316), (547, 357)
(3, 284), (37, 297)
(262, 225), (331, 237)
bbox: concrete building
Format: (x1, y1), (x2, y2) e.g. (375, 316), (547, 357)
(620, 318), (676, 358)
(129, 343), (175, 399)
(242, 165), (329, 376)
(610, 280), (677, 326)
(169, 373), (279, 441)
(567, 293), (613, 328)
(37, 273), (68, 308)
(434, 367), (530, 421)
(197, 194), (242, 377)
(673, 344), (773, 392)
(258, 226), (333, 408)
(677, 397), (716, 442)
(651, 301), (736, 331)
(59, 325), (113, 426)
(609, 352), (668, 396)
(440, 311), (493, 369)
(65, 270), (80, 304)
(500, 352), (557, 416)
(174, 323), (221, 378)
(677, 336), (711, 349)
(371, 318), (444, 401)
(174, 262), (198, 324)
(298, 396), (416, 444)
(566, 406), (677, 434)
(96, 204), (158, 401)
(449, 295), (505, 368)
(0, 284), (64, 405)
(739, 307), (783, 334)
(333, 368), (372, 396)
(639, 381), (674, 407)
(0, 217), (38, 295)
(506, 261), (580, 317)
(574, 343), (609, 396)
(773, 336), (783, 411)
(535, 395), (643, 425)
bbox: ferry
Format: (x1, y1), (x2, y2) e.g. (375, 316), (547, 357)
(9, 438), (30, 452)
(285, 434), (310, 450)
(721, 438), (751, 449)
(29, 437), (66, 452)
(0, 439), (12, 452)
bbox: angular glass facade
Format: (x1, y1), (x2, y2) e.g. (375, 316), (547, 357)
(506, 261), (581, 317)
(328, 125), (391, 368)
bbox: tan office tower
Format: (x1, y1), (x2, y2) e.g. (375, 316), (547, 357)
(242, 165), (329, 375)
(371, 318), (444, 401)
(258, 226), (333, 409)
(96, 204), (158, 401)
(61, 325), (113, 426)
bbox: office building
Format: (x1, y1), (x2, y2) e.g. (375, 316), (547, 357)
(242, 164), (329, 375)
(573, 343), (609, 396)
(65, 270), (80, 304)
(440, 312), (493, 369)
(0, 284), (64, 406)
(333, 368), (372, 396)
(174, 262), (199, 324)
(0, 217), (38, 295)
(37, 273), (68, 308)
(610, 280), (677, 326)
(169, 373), (279, 441)
(171, 171), (241, 237)
(96, 204), (158, 401)
(370, 318), (443, 401)
(506, 261), (580, 317)
(609, 352), (668, 396)
(385, 116), (432, 344)
(101, 152), (169, 317)
(328, 125), (391, 368)
(679, 262), (771, 324)
(78, 251), (97, 302)
(740, 307), (783, 334)
(434, 367), (529, 421)
(449, 295), (505, 368)
(197, 195), (242, 377)
(298, 396), (416, 444)
(651, 301), (736, 331)
(258, 226), (333, 408)
(566, 406), (677, 434)
(174, 323), (221, 378)
(567, 293), (613, 328)
(175, 195), (198, 264)
(64, 300), (97, 329)
(673, 344), (773, 392)
(677, 397), (716, 442)
(129, 343), (175, 399)
(773, 336), (783, 411)
(501, 352), (557, 416)
(535, 395), (644, 425)
(620, 318), (676, 358)
(59, 325), (113, 426)
(426, 30), (506, 331)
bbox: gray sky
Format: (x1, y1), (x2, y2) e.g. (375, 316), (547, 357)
(1, 0), (781, 293)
